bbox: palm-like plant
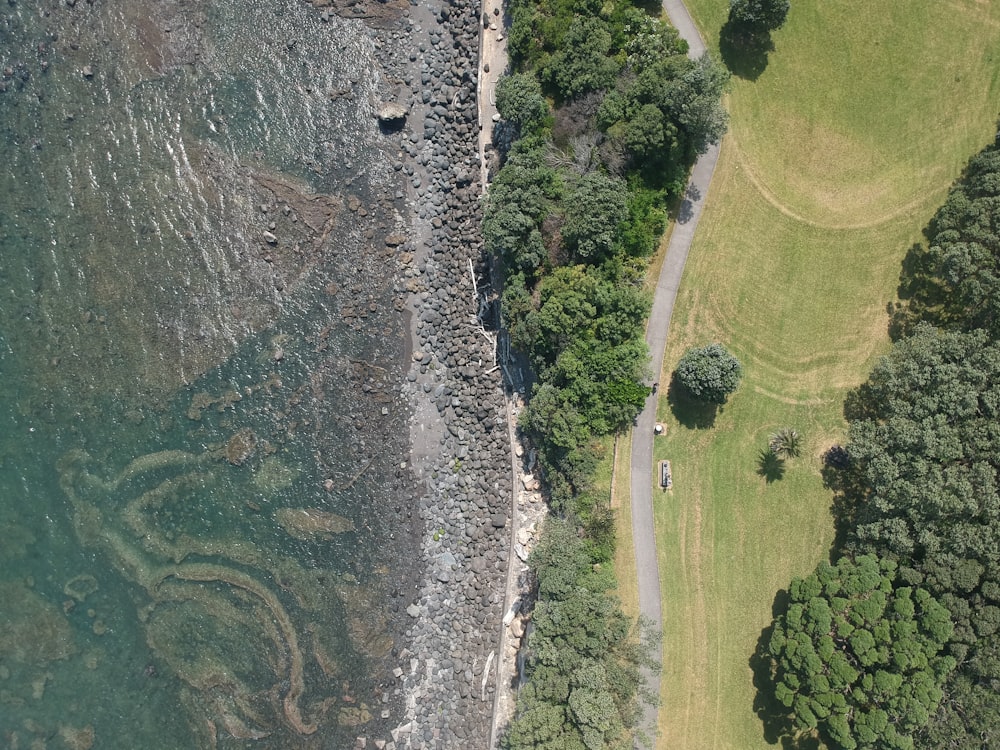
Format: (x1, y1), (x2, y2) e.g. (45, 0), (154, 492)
(769, 427), (801, 458)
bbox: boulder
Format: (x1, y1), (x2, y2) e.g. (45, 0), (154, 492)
(377, 101), (408, 123)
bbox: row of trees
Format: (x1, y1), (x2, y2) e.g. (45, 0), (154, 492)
(764, 131), (1000, 748)
(487, 0), (730, 747)
(503, 519), (657, 749)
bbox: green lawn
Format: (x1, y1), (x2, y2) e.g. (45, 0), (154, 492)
(636, 2), (1000, 748)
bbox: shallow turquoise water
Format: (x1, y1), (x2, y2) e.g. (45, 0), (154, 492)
(0, 2), (415, 746)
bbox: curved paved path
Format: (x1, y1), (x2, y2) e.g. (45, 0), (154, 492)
(631, 3), (719, 746)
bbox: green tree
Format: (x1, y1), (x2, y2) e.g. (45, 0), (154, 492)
(623, 103), (667, 160)
(483, 144), (564, 273)
(843, 326), (1000, 570)
(769, 555), (955, 750)
(504, 518), (653, 750)
(539, 16), (621, 100)
(833, 325), (1000, 747)
(729, 0), (791, 32)
(514, 265), (601, 367)
(562, 172), (629, 262)
(670, 53), (731, 159)
(496, 73), (550, 134)
(893, 132), (1000, 338)
(600, 53), (727, 183)
(674, 343), (742, 404)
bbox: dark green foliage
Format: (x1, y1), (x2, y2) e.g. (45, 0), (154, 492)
(765, 131), (1000, 750)
(510, 264), (649, 368)
(584, 505), (617, 563)
(516, 263), (651, 504)
(539, 16), (622, 101)
(670, 54), (732, 160)
(920, 670), (1000, 750)
(843, 326), (1000, 569)
(562, 173), (629, 262)
(621, 184), (668, 258)
(503, 519), (655, 750)
(483, 145), (564, 274)
(829, 324), (1000, 747)
(600, 53), (729, 185)
(496, 73), (551, 136)
(729, 0), (790, 32)
(893, 132), (1000, 339)
(674, 343), (743, 404)
(768, 555), (955, 750)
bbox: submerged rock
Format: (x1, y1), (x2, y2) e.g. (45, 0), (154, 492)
(275, 507), (355, 539)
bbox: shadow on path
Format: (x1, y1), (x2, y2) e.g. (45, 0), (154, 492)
(676, 183), (702, 224)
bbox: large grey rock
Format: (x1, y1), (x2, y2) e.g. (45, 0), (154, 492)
(377, 101), (408, 123)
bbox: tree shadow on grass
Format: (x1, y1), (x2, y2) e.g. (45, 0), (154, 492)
(667, 375), (719, 429)
(757, 448), (785, 482)
(750, 591), (821, 749)
(821, 444), (856, 562)
(719, 19), (775, 81)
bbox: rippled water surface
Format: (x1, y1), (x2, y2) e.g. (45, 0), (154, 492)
(0, 1), (416, 746)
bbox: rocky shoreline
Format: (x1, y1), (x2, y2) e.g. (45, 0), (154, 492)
(363, 0), (517, 746)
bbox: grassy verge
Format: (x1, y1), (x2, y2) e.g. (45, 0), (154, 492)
(592, 431), (640, 618)
(640, 2), (1000, 748)
(611, 431), (638, 619)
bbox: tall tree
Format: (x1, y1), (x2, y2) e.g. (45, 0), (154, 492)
(504, 518), (654, 750)
(729, 0), (791, 32)
(843, 325), (1000, 570)
(833, 324), (1000, 748)
(539, 16), (621, 100)
(496, 73), (550, 135)
(561, 172), (629, 262)
(769, 555), (955, 750)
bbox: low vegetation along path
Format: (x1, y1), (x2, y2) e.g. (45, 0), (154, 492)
(630, 1), (717, 744)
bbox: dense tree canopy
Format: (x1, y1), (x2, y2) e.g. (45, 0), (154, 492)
(562, 173), (629, 262)
(766, 131), (1000, 750)
(833, 324), (1000, 748)
(496, 73), (550, 136)
(674, 343), (742, 404)
(844, 326), (1000, 570)
(539, 16), (622, 101)
(503, 519), (654, 750)
(893, 132), (1000, 339)
(769, 555), (954, 750)
(483, 144), (564, 274)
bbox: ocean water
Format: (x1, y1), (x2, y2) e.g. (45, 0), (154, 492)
(0, 1), (419, 747)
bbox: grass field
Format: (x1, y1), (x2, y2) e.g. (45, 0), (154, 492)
(628, 2), (1000, 748)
